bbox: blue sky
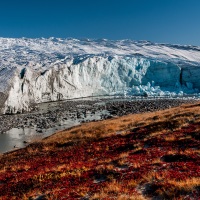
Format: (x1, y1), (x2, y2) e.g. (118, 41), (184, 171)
(0, 0), (199, 45)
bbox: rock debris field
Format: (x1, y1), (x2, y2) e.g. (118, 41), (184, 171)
(0, 97), (198, 135)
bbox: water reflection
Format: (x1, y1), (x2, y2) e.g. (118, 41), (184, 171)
(0, 109), (108, 153)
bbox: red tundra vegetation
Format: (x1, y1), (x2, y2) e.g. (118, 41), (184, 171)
(0, 102), (200, 200)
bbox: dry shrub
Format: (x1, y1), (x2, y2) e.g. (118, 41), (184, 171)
(168, 177), (200, 191)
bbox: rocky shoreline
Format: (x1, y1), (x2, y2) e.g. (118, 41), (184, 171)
(0, 97), (198, 135)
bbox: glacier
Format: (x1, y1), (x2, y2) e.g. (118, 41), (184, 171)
(0, 37), (200, 114)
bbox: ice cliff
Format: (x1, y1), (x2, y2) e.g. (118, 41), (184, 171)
(0, 37), (200, 114)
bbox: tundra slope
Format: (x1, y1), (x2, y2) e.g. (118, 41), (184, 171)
(1, 38), (200, 113)
(0, 102), (200, 199)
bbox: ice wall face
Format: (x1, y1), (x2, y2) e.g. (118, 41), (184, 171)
(1, 38), (200, 113)
(3, 57), (150, 113)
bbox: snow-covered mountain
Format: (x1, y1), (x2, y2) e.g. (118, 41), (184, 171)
(1, 37), (200, 114)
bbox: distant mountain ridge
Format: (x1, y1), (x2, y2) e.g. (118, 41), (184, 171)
(0, 37), (200, 113)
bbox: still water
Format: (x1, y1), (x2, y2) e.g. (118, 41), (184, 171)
(0, 120), (80, 153)
(0, 108), (109, 153)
